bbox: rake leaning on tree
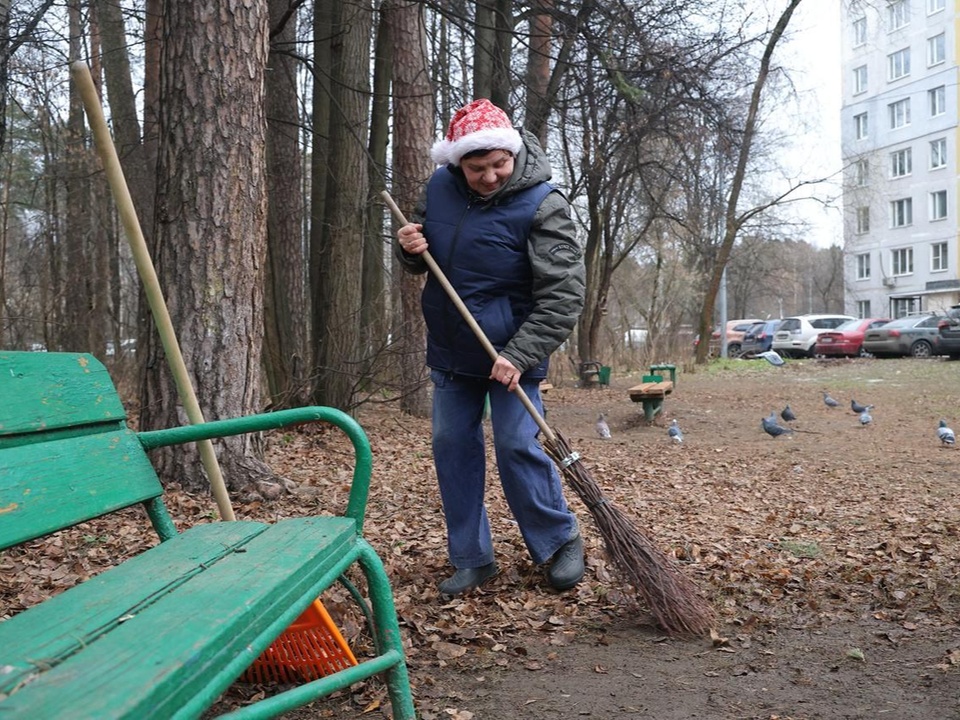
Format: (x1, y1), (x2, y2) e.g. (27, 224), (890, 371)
(394, 99), (586, 596)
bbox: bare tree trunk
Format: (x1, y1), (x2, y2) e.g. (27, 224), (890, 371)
(695, 0), (802, 363)
(144, 0), (273, 494)
(385, 0), (432, 418)
(361, 5), (391, 377)
(524, 0), (552, 148)
(308, 0), (333, 397)
(62, 0), (90, 352)
(313, 0), (372, 409)
(263, 0), (308, 408)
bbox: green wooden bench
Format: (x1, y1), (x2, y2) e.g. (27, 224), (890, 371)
(0, 351), (415, 719)
(628, 374), (674, 422)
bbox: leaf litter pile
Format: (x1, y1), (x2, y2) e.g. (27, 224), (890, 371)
(3, 357), (960, 718)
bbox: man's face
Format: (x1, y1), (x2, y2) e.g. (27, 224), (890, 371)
(460, 150), (515, 196)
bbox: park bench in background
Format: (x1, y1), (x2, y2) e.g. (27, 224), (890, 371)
(628, 373), (675, 422)
(0, 351), (415, 719)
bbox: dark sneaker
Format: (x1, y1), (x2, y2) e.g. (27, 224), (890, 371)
(546, 533), (584, 590)
(438, 561), (498, 596)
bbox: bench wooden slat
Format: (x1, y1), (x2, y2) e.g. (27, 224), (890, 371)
(0, 352), (127, 436)
(0, 429), (163, 549)
(0, 517), (356, 718)
(628, 380), (674, 401)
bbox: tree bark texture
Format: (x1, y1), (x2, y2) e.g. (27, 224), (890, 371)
(313, 0), (372, 410)
(385, 0), (432, 418)
(361, 6), (391, 376)
(144, 0), (272, 493)
(263, 0), (308, 408)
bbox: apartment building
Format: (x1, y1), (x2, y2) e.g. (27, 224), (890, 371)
(841, 0), (960, 318)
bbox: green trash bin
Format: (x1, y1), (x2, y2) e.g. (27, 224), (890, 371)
(598, 365), (611, 386)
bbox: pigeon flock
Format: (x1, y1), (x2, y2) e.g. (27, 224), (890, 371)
(588, 374), (954, 449)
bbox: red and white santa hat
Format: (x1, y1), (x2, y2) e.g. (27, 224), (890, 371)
(431, 98), (523, 167)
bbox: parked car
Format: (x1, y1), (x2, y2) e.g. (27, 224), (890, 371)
(739, 319), (782, 357)
(771, 314), (855, 358)
(861, 314), (942, 358)
(937, 305), (960, 360)
(814, 317), (891, 357)
(708, 318), (764, 356)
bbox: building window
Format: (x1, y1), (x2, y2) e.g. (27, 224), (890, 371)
(928, 0), (945, 13)
(856, 300), (871, 318)
(888, 98), (910, 129)
(888, 47), (911, 80)
(930, 138), (947, 169)
(856, 253), (871, 280)
(930, 190), (947, 220)
(855, 158), (869, 186)
(853, 65), (868, 94)
(856, 206), (870, 234)
(853, 16), (867, 45)
(887, 0), (909, 30)
(892, 297), (918, 318)
(855, 112), (868, 139)
(931, 242), (948, 271)
(890, 148), (912, 177)
(928, 33), (946, 65)
(929, 85), (946, 116)
(891, 198), (912, 227)
(891, 247), (913, 275)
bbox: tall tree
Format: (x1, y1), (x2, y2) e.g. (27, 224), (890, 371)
(385, 0), (432, 417)
(143, 0), (273, 494)
(313, 0), (373, 409)
(263, 0), (308, 408)
(694, 0), (804, 363)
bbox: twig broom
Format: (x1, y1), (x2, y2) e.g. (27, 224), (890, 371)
(382, 191), (714, 636)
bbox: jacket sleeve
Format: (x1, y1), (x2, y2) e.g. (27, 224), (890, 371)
(500, 190), (585, 371)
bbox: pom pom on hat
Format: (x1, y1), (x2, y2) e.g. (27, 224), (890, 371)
(431, 99), (523, 166)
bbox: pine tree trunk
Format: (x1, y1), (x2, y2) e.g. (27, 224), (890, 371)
(313, 0), (372, 409)
(385, 0), (432, 418)
(143, 0), (273, 495)
(263, 0), (308, 408)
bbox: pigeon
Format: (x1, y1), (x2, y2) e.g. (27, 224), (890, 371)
(938, 419), (956, 445)
(762, 412), (794, 438)
(851, 399), (872, 414)
(668, 419), (683, 444)
(859, 409), (872, 426)
(595, 413), (611, 439)
(822, 391), (839, 408)
(757, 350), (785, 366)
(781, 404), (796, 422)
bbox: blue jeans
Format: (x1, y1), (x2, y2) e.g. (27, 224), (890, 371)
(430, 370), (577, 568)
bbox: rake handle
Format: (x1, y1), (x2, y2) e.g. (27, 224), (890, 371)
(381, 190), (556, 444)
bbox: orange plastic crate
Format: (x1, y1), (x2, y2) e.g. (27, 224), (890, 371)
(240, 599), (358, 684)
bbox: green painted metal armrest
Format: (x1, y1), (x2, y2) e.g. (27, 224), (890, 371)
(137, 407), (372, 530)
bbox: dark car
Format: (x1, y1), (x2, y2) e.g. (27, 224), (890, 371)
(814, 317), (891, 357)
(739, 319), (781, 357)
(937, 305), (960, 360)
(861, 315), (942, 358)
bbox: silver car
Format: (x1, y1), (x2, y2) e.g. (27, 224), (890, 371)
(861, 315), (942, 358)
(771, 314), (855, 358)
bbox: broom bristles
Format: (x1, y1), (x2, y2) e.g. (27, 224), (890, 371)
(545, 430), (714, 636)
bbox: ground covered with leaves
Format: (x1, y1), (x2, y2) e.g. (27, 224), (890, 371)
(4, 357), (960, 719)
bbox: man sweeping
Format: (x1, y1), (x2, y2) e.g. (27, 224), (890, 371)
(394, 98), (586, 596)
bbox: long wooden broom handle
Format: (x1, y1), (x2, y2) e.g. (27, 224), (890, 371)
(381, 190), (557, 444)
(72, 61), (236, 521)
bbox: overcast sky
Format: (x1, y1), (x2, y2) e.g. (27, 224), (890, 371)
(773, 3), (844, 248)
